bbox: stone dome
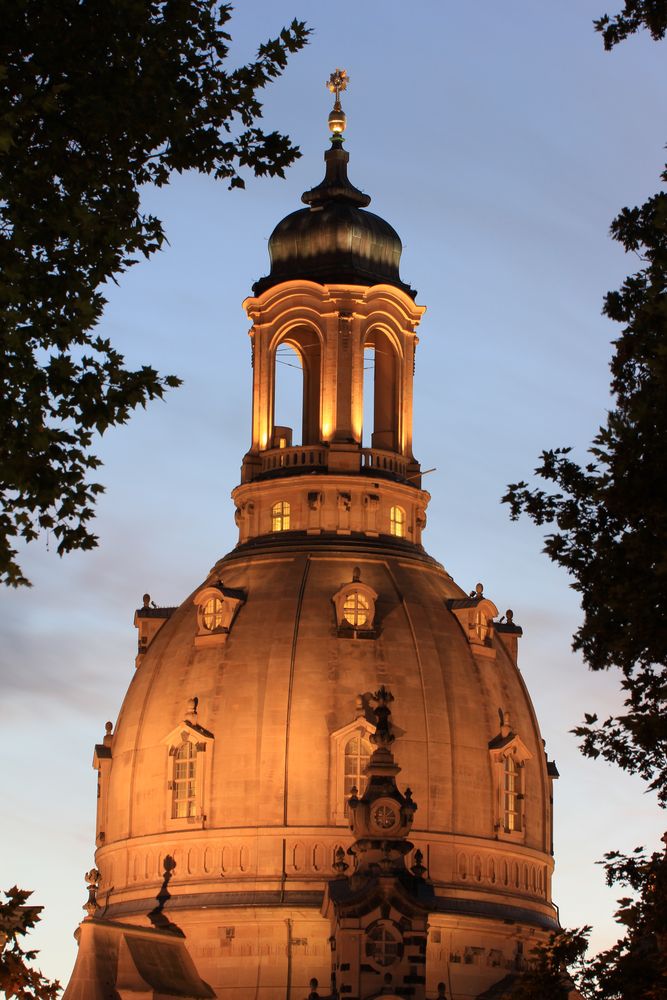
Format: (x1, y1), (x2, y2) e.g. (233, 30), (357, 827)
(94, 532), (557, 995)
(67, 115), (562, 1000)
(253, 142), (415, 298)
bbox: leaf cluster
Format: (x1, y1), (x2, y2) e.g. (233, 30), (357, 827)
(0, 1), (309, 585)
(503, 841), (667, 998)
(502, 170), (667, 801)
(499, 928), (590, 1000)
(578, 842), (667, 999)
(0, 887), (60, 999)
(594, 1), (667, 48)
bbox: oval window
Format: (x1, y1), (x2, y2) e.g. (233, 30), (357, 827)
(202, 596), (224, 631)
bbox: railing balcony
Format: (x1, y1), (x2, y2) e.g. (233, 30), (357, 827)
(360, 448), (409, 480)
(260, 446), (328, 473)
(257, 445), (413, 483)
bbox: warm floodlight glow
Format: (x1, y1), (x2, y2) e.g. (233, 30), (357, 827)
(272, 500), (290, 532)
(390, 505), (406, 538)
(343, 591), (369, 627)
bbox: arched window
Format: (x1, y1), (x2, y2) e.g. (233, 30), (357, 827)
(503, 755), (521, 832)
(343, 591), (370, 627)
(274, 343), (303, 446)
(271, 500), (290, 532)
(271, 329), (322, 448)
(172, 741), (197, 819)
(201, 597), (224, 631)
(390, 505), (405, 538)
(344, 733), (372, 810)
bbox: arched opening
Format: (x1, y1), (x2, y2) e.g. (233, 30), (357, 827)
(272, 329), (322, 448)
(362, 344), (375, 448)
(363, 328), (400, 452)
(273, 342), (303, 447)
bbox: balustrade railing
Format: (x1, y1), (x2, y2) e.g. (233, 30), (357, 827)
(259, 445), (410, 480)
(360, 448), (409, 479)
(260, 446), (327, 472)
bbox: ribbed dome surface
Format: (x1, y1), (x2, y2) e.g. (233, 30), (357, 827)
(253, 142), (415, 297)
(99, 534), (556, 932)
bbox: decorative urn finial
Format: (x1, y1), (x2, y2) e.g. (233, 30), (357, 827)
(83, 867), (100, 918)
(326, 68), (348, 140)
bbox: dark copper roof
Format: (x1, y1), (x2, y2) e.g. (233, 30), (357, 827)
(253, 140), (415, 298)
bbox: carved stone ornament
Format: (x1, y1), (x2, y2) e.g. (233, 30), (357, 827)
(308, 491), (323, 511)
(337, 492), (352, 512)
(83, 867), (100, 918)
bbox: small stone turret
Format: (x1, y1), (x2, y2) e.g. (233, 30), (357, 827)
(321, 689), (434, 1000)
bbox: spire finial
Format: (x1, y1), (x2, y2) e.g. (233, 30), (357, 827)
(326, 68), (348, 140)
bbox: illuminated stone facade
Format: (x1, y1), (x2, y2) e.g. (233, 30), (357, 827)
(64, 107), (563, 1000)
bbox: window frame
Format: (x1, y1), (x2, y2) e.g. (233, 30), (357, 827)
(330, 718), (377, 825)
(271, 499), (291, 532)
(342, 590), (371, 627)
(503, 754), (521, 833)
(163, 722), (215, 830)
(172, 739), (197, 819)
(365, 920), (404, 970)
(488, 736), (532, 844)
(343, 731), (373, 816)
(332, 579), (379, 636)
(201, 596), (225, 632)
(389, 505), (406, 538)
(192, 584), (245, 648)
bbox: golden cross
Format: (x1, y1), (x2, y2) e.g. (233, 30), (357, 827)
(326, 68), (349, 102)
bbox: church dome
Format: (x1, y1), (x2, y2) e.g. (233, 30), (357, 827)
(66, 77), (562, 1000)
(92, 532), (558, 994)
(253, 142), (415, 298)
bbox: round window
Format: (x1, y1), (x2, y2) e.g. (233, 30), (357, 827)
(343, 591), (369, 627)
(201, 597), (224, 631)
(366, 922), (402, 967)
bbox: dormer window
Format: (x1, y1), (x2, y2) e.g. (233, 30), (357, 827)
(164, 708), (215, 828)
(193, 583), (245, 647)
(447, 585), (499, 659)
(332, 569), (378, 638)
(488, 711), (532, 842)
(272, 500), (290, 531)
(330, 710), (377, 825)
(390, 505), (405, 537)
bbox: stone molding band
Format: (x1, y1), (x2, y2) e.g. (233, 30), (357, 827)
(99, 889), (559, 931)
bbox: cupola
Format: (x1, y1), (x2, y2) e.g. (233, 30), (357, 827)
(253, 70), (414, 299)
(233, 71), (429, 546)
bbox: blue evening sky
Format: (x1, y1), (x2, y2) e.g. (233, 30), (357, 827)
(2, 1), (665, 984)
